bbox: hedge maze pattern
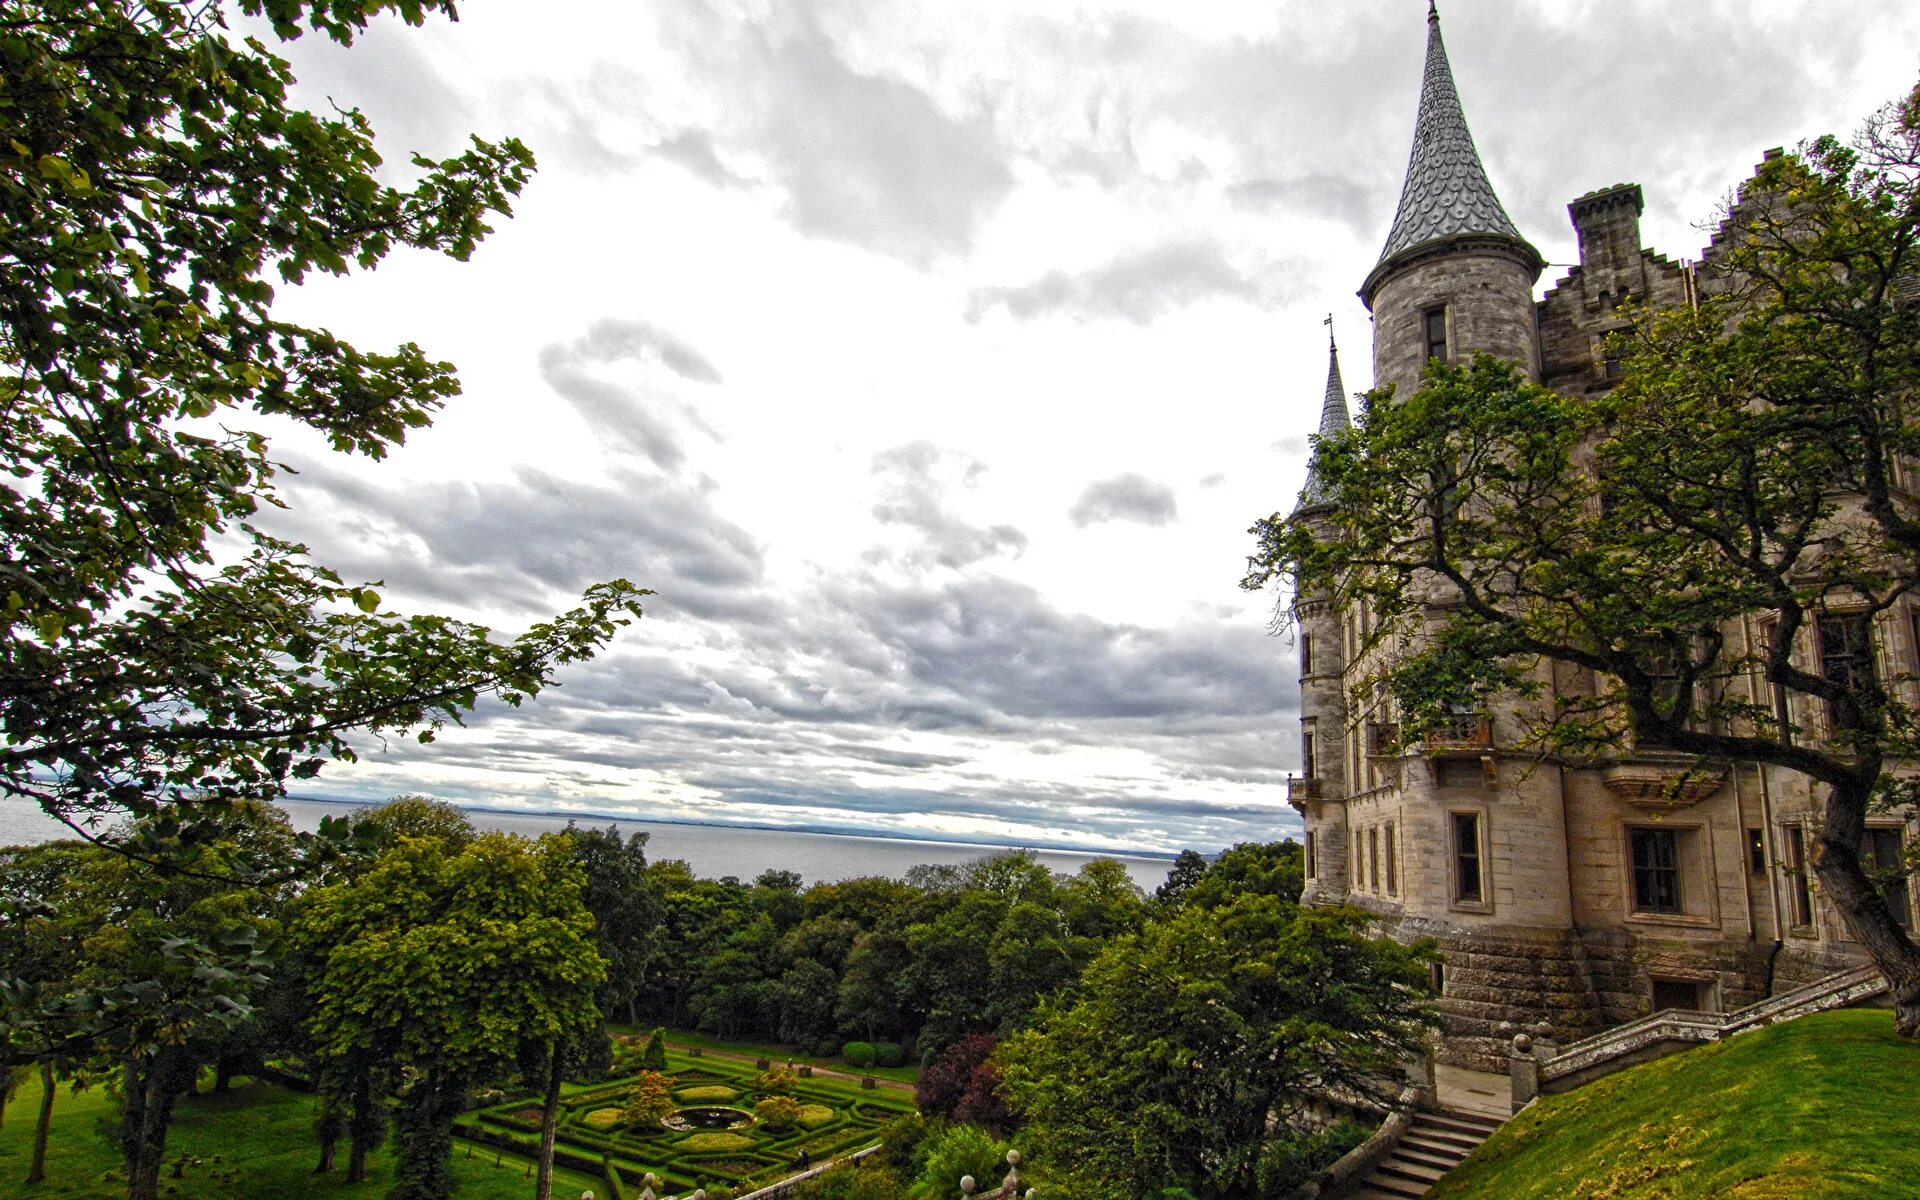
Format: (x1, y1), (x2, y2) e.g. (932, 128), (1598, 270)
(455, 1053), (915, 1196)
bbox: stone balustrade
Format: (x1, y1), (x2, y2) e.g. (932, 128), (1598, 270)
(1507, 964), (1887, 1108)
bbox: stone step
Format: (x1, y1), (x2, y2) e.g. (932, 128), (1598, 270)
(1358, 1169), (1431, 1199)
(1417, 1111), (1502, 1138)
(1348, 1189), (1417, 1200)
(1378, 1156), (1450, 1185)
(1401, 1128), (1483, 1155)
(1393, 1143), (1465, 1172)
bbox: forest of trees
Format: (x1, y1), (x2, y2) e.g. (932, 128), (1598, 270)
(0, 799), (1434, 1200)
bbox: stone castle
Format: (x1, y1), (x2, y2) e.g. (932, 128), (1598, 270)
(1289, 8), (1917, 1068)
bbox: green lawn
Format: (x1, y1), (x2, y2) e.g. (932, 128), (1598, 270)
(1427, 1008), (1920, 1200)
(0, 1078), (602, 1199)
(610, 1025), (920, 1084)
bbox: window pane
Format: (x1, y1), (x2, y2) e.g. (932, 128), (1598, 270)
(1631, 828), (1681, 914)
(1453, 813), (1482, 903)
(1868, 828), (1911, 931)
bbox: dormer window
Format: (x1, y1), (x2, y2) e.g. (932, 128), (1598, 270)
(1423, 306), (1449, 362)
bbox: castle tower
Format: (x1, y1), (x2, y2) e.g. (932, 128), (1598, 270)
(1292, 331), (1353, 905)
(1360, 3), (1544, 394)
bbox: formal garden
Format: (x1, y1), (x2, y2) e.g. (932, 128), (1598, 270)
(454, 1039), (917, 1199)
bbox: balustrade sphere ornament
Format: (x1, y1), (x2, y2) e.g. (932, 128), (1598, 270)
(1006, 1150), (1021, 1167)
(960, 1175), (976, 1194)
(1512, 1033), (1533, 1053)
(1532, 1021), (1554, 1040)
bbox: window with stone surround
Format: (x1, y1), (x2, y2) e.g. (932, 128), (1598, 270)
(1368, 828), (1380, 894)
(1451, 812), (1484, 905)
(1305, 830), (1317, 881)
(1423, 306), (1448, 363)
(1630, 827), (1683, 915)
(1301, 723), (1317, 783)
(1385, 823), (1398, 896)
(1817, 611), (1875, 728)
(1783, 824), (1814, 929)
(1866, 826), (1912, 932)
(1747, 827), (1766, 876)
(1355, 829), (1366, 891)
(1300, 632), (1312, 676)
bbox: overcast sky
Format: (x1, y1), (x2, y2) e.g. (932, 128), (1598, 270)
(242, 0), (1920, 854)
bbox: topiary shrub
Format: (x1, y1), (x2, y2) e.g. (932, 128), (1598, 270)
(841, 1042), (876, 1069)
(640, 1027), (670, 1072)
(754, 1094), (805, 1133)
(757, 1067), (799, 1094)
(871, 1042), (903, 1068)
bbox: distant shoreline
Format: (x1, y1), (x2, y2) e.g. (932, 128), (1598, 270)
(279, 793), (1188, 862)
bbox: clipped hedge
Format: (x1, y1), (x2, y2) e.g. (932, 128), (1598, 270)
(840, 1042), (876, 1068)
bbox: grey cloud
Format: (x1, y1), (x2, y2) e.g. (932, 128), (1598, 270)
(1068, 474), (1178, 528)
(269, 457), (763, 621)
(869, 442), (1027, 568)
(759, 26), (1012, 264)
(966, 240), (1259, 324)
(651, 129), (745, 189)
(537, 319), (722, 473)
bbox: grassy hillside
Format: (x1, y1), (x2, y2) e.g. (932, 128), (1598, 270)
(0, 1079), (602, 1199)
(1427, 1008), (1919, 1200)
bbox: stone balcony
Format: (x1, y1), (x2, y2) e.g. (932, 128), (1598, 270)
(1599, 751), (1727, 812)
(1286, 776), (1322, 811)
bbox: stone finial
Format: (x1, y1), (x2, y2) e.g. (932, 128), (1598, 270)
(1512, 1033), (1533, 1054)
(960, 1175), (977, 1195)
(693, 1191), (706, 1200)
(1531, 1021), (1554, 1040)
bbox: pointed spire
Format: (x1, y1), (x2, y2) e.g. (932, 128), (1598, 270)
(1297, 322), (1351, 512)
(1360, 5), (1539, 305)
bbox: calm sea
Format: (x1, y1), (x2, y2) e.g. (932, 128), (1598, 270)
(0, 796), (1177, 891)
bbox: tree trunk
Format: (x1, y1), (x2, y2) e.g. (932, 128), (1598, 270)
(1817, 783), (1920, 1037)
(535, 1047), (563, 1200)
(390, 1066), (468, 1200)
(344, 1063), (386, 1184)
(27, 1061), (54, 1184)
(119, 1047), (194, 1200)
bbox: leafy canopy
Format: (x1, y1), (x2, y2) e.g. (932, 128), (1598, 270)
(1, 0), (646, 842)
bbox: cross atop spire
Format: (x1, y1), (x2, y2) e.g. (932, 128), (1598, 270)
(1297, 330), (1351, 512)
(1360, 6), (1537, 304)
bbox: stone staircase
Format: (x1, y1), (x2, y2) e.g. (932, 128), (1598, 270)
(1345, 1110), (1502, 1199)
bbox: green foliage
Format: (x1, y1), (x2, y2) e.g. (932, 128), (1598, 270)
(0, 0), (647, 843)
(907, 1122), (1010, 1200)
(998, 896), (1434, 1200)
(621, 1072), (675, 1129)
(753, 1094), (804, 1133)
(791, 1161), (913, 1200)
(295, 832), (606, 1199)
(640, 1027), (670, 1073)
(355, 796), (475, 850)
(841, 1042), (877, 1069)
(757, 1067), (799, 1094)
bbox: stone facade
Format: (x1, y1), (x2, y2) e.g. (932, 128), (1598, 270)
(1290, 12), (1916, 1070)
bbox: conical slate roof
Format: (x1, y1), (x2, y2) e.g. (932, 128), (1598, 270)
(1362, 6), (1536, 303)
(1297, 336), (1351, 511)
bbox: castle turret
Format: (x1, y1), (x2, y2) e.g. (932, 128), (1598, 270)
(1291, 331), (1352, 904)
(1360, 4), (1543, 394)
